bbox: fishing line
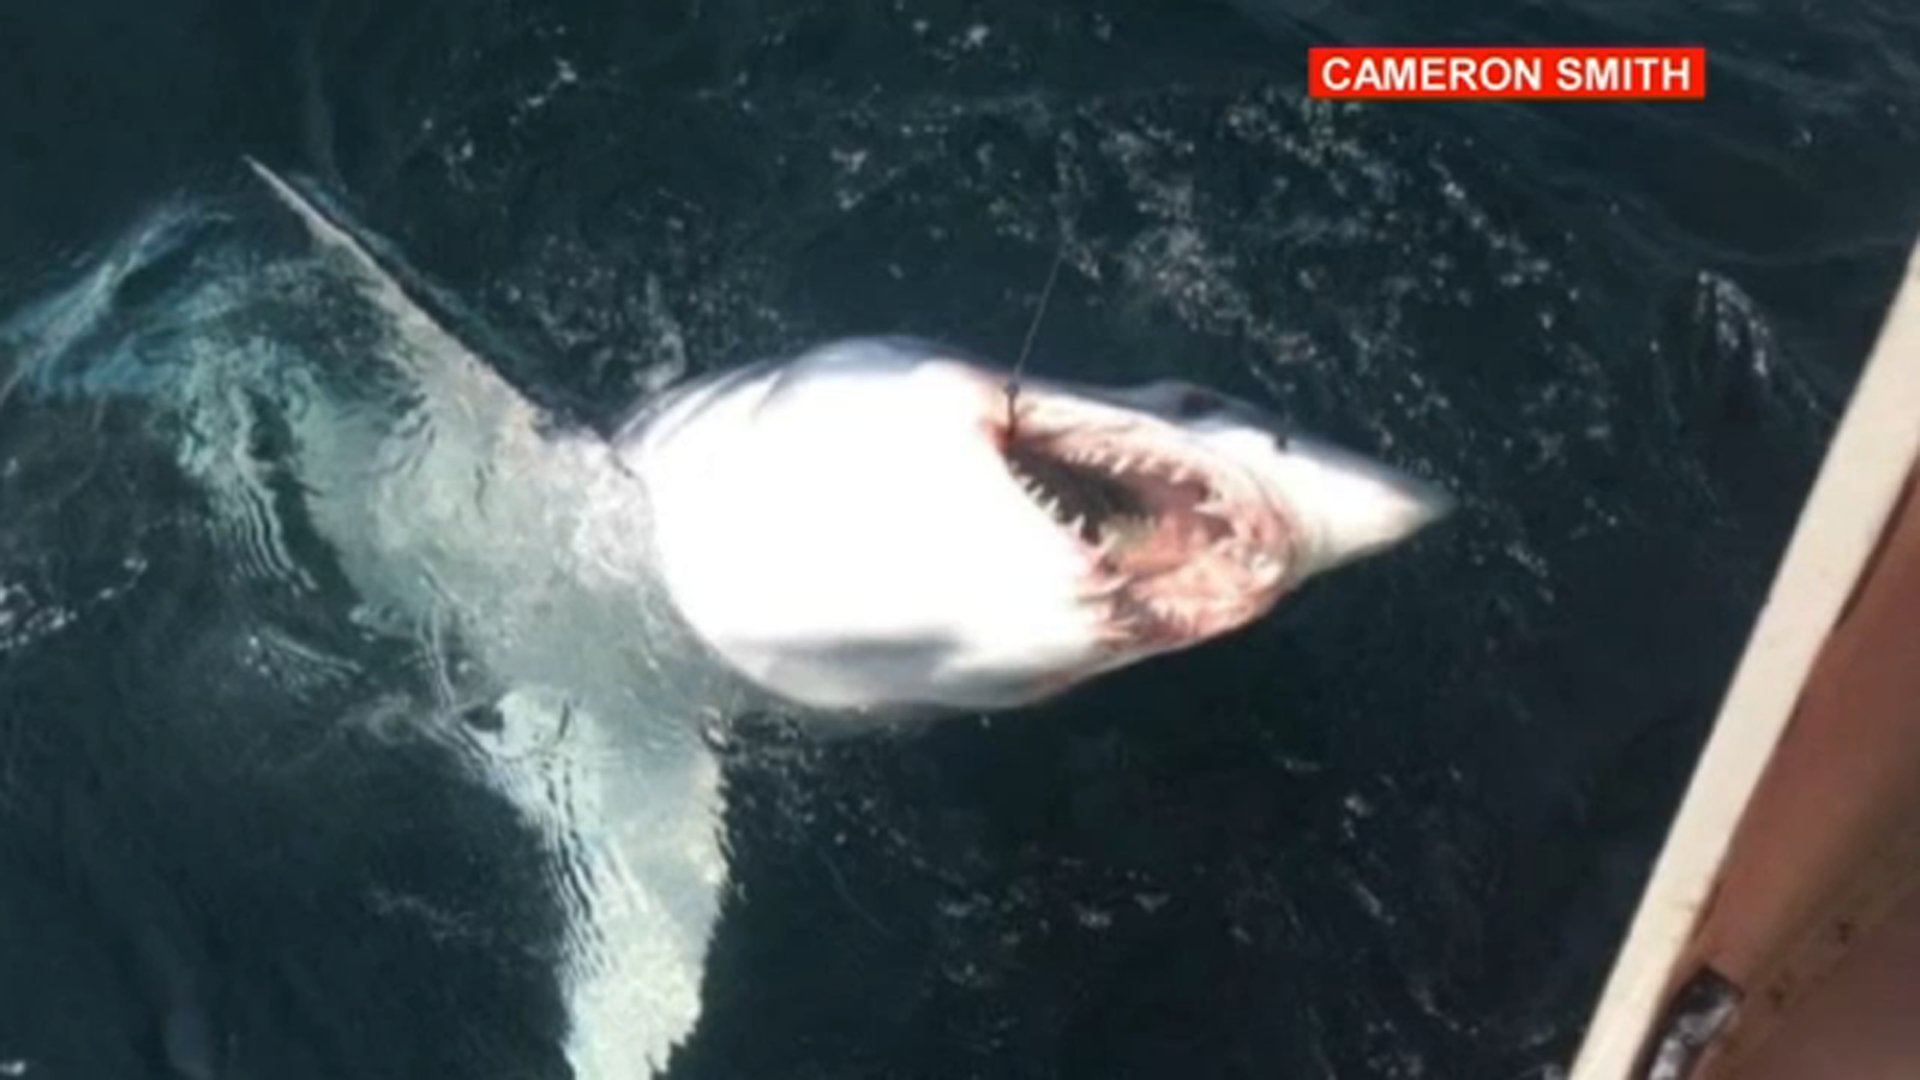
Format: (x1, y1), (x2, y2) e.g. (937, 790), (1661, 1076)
(1004, 246), (1066, 438)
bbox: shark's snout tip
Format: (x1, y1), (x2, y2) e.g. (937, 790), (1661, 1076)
(1408, 477), (1457, 530)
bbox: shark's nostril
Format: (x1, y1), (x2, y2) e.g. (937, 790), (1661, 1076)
(1175, 390), (1223, 417)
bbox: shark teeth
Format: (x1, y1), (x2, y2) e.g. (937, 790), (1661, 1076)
(1009, 459), (1112, 542)
(1008, 465), (1052, 508)
(1061, 446), (1205, 488)
(1009, 441), (1271, 586)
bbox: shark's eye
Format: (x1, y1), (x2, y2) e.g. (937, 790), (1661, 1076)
(1175, 390), (1221, 417)
(1273, 432), (1293, 451)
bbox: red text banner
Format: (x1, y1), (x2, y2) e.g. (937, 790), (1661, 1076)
(1308, 47), (1707, 100)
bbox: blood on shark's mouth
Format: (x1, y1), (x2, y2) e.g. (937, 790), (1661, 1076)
(996, 406), (1294, 647)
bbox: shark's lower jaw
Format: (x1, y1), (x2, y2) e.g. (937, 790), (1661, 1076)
(996, 402), (1294, 651)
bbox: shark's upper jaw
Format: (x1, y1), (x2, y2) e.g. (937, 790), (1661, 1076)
(990, 385), (1297, 655)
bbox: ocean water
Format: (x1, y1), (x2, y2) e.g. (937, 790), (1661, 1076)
(3, 1), (1919, 1078)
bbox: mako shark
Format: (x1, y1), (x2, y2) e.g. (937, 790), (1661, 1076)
(25, 159), (1446, 1077)
(243, 159), (1451, 722)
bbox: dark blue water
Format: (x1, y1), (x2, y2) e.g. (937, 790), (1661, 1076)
(4, 1), (1920, 1078)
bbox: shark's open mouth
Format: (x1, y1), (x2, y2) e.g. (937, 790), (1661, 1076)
(996, 399), (1293, 648)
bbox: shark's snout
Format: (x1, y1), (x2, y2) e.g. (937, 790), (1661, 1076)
(1272, 435), (1452, 574)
